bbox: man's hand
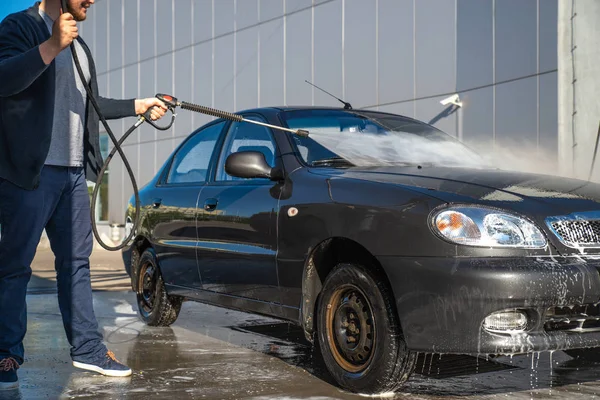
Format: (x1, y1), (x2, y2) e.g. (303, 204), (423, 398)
(39, 12), (79, 65)
(51, 12), (78, 51)
(135, 98), (168, 120)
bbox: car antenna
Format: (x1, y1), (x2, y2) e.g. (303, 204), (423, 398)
(305, 80), (352, 110)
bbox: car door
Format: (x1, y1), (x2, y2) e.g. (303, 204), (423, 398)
(196, 115), (281, 304)
(151, 121), (227, 294)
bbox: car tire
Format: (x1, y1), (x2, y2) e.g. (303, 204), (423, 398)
(136, 248), (182, 327)
(565, 348), (600, 362)
(316, 262), (417, 394)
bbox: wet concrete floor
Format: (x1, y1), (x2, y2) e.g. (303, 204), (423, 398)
(2, 290), (600, 400)
(4, 248), (600, 399)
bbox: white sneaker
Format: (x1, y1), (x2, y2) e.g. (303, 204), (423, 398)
(72, 350), (132, 377)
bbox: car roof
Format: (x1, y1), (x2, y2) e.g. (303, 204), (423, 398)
(239, 105), (397, 114)
(237, 105), (429, 125)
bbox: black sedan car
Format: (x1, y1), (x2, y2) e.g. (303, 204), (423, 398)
(122, 106), (600, 394)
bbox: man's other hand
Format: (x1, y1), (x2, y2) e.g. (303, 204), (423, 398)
(135, 98), (168, 120)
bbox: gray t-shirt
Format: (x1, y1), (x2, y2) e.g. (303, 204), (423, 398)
(39, 8), (91, 167)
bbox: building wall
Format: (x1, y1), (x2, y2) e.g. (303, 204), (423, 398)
(558, 0), (600, 181)
(79, 0), (558, 225)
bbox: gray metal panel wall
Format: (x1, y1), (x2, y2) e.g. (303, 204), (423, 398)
(558, 0), (600, 181)
(83, 0), (557, 224)
(456, 0), (558, 175)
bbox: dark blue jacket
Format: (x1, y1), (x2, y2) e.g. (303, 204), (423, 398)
(0, 4), (136, 190)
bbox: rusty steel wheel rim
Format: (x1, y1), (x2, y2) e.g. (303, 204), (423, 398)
(325, 285), (376, 373)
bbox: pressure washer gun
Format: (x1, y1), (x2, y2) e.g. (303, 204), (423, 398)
(142, 93), (310, 138)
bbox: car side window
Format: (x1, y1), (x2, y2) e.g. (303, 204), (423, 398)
(166, 121), (226, 184)
(215, 116), (276, 182)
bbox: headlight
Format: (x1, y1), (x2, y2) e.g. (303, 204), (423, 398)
(431, 206), (546, 248)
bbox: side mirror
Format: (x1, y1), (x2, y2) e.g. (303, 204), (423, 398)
(225, 151), (277, 180)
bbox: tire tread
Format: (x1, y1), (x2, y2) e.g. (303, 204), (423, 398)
(317, 262), (416, 394)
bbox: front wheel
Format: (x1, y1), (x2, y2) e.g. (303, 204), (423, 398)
(316, 262), (416, 394)
(136, 248), (182, 326)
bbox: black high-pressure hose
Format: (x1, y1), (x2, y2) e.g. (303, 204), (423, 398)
(63, 1), (309, 251)
(62, 0), (168, 251)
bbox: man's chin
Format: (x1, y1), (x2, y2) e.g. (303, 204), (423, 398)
(68, 8), (87, 21)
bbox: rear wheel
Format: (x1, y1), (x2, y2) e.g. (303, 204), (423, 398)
(136, 248), (182, 326)
(316, 262), (416, 394)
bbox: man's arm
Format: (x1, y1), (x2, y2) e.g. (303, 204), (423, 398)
(96, 96), (168, 121)
(96, 97), (136, 120)
(0, 12), (78, 97)
(0, 17), (51, 97)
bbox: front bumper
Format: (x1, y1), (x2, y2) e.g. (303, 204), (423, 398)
(380, 256), (600, 355)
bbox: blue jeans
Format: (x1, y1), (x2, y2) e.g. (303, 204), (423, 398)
(0, 166), (107, 365)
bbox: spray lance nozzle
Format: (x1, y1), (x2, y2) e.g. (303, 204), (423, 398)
(295, 129), (310, 138)
(145, 93), (310, 138)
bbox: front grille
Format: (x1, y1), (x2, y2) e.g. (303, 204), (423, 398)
(548, 218), (600, 247)
(544, 304), (600, 333)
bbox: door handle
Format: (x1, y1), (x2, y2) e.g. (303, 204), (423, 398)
(204, 198), (218, 211)
(152, 198), (162, 208)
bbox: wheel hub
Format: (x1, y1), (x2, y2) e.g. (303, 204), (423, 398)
(327, 287), (375, 373)
(139, 263), (156, 313)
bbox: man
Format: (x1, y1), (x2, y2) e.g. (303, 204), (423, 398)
(0, 0), (168, 390)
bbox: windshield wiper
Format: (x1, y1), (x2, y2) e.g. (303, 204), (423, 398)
(393, 161), (434, 167)
(310, 157), (355, 167)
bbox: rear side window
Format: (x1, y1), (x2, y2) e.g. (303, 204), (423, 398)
(166, 121), (226, 184)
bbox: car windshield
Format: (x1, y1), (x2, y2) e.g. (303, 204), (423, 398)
(281, 109), (489, 168)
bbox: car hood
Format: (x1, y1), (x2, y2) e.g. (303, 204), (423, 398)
(312, 165), (600, 216)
